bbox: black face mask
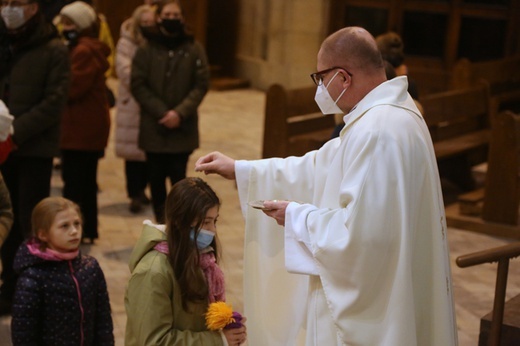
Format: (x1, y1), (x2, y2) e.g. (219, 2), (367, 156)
(139, 25), (155, 40)
(62, 29), (79, 47)
(160, 18), (184, 35)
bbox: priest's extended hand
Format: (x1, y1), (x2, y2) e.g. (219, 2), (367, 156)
(195, 151), (236, 180)
(262, 200), (290, 226)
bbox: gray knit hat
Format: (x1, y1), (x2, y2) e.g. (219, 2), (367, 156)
(60, 1), (97, 31)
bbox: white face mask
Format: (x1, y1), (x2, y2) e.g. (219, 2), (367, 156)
(1, 6), (26, 30)
(314, 71), (347, 115)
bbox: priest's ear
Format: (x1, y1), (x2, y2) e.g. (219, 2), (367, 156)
(340, 70), (352, 87)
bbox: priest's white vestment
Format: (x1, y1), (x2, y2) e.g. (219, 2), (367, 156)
(235, 77), (458, 346)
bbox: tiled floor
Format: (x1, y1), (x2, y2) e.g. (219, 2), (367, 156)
(1, 86), (519, 345)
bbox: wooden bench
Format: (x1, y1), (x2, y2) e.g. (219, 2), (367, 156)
(451, 57), (520, 115)
(420, 84), (492, 191)
(456, 241), (520, 346)
(445, 110), (520, 239)
(407, 63), (453, 97)
(262, 84), (336, 158)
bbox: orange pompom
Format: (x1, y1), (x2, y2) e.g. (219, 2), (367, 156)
(205, 301), (234, 331)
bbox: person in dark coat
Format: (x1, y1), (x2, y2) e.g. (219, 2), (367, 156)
(58, 1), (111, 243)
(0, 0), (70, 315)
(10, 196), (113, 345)
(131, 0), (210, 223)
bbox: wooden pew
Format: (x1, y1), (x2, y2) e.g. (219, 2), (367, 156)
(451, 57), (520, 114)
(420, 84), (492, 191)
(262, 84), (336, 158)
(456, 242), (520, 346)
(446, 110), (520, 240)
(407, 64), (453, 97)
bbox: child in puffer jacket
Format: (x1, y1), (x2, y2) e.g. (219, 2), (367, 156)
(10, 197), (114, 346)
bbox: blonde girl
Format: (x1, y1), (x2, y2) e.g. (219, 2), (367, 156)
(10, 197), (113, 345)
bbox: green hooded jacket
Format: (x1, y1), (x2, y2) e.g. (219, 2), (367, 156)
(124, 222), (223, 345)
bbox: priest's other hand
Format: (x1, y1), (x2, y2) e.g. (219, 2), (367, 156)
(262, 200), (290, 226)
(195, 151), (236, 180)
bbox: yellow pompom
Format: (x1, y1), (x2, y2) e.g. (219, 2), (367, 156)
(205, 301), (235, 331)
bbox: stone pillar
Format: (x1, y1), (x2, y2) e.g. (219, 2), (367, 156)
(235, 0), (330, 90)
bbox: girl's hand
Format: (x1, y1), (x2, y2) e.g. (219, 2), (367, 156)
(223, 316), (247, 345)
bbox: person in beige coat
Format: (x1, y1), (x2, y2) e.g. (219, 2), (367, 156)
(114, 5), (155, 213)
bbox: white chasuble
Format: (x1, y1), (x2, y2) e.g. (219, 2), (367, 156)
(236, 77), (458, 346)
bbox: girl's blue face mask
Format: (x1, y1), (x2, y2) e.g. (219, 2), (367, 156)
(190, 228), (215, 249)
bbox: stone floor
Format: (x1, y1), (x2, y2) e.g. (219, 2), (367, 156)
(0, 86), (519, 345)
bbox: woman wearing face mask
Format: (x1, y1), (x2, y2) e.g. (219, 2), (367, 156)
(114, 4), (155, 214)
(131, 0), (210, 224)
(125, 177), (247, 346)
(58, 1), (111, 243)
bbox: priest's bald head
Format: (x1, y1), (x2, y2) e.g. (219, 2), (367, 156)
(315, 26), (387, 114)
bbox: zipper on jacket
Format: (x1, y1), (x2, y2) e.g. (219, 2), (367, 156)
(69, 261), (85, 346)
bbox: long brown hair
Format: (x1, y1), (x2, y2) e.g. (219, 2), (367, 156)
(165, 177), (221, 310)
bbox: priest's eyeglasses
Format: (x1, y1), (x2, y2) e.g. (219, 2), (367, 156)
(310, 66), (352, 86)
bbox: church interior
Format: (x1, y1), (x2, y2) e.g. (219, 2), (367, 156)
(1, 0), (520, 344)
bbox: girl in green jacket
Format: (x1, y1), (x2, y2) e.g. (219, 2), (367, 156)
(125, 177), (247, 345)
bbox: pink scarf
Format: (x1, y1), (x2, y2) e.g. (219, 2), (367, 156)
(154, 241), (226, 302)
(199, 251), (226, 302)
(27, 238), (79, 261)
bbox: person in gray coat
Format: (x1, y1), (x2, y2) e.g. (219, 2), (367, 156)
(131, 0), (210, 223)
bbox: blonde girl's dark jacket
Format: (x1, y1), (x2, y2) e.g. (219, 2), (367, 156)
(11, 240), (114, 345)
(130, 30), (210, 154)
(124, 222), (224, 345)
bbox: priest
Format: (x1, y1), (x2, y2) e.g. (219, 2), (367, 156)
(195, 26), (458, 346)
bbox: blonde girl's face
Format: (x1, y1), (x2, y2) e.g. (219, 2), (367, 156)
(38, 208), (82, 253)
